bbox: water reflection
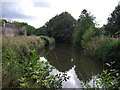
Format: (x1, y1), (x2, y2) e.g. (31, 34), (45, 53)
(39, 43), (103, 88)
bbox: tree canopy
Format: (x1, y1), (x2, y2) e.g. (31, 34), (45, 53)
(105, 4), (120, 36)
(26, 25), (36, 36)
(72, 9), (96, 47)
(13, 21), (36, 35)
(39, 12), (76, 43)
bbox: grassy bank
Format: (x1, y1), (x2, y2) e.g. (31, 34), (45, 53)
(2, 36), (45, 59)
(2, 36), (69, 88)
(2, 36), (55, 59)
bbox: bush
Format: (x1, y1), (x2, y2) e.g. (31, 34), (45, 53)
(81, 68), (120, 88)
(40, 36), (55, 45)
(84, 36), (120, 69)
(2, 49), (70, 88)
(81, 27), (95, 48)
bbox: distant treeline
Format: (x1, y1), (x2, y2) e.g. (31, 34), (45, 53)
(1, 3), (120, 43)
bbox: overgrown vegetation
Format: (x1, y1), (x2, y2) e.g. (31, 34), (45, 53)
(83, 36), (120, 69)
(40, 36), (55, 45)
(1, 2), (120, 89)
(2, 36), (46, 59)
(2, 49), (69, 88)
(2, 36), (69, 88)
(80, 64), (120, 89)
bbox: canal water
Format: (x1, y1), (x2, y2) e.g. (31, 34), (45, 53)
(39, 43), (103, 88)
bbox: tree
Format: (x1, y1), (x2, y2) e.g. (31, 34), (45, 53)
(44, 12), (76, 43)
(13, 21), (36, 36)
(81, 26), (96, 48)
(105, 4), (120, 36)
(26, 25), (36, 36)
(13, 21), (28, 27)
(35, 25), (47, 36)
(72, 9), (95, 47)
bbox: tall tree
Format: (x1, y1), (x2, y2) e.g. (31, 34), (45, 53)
(105, 4), (120, 36)
(45, 12), (76, 43)
(73, 9), (95, 47)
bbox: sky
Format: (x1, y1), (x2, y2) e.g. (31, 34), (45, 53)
(0, 0), (120, 28)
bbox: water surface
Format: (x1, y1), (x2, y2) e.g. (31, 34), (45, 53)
(39, 43), (103, 88)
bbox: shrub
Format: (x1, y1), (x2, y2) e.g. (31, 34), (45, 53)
(81, 68), (120, 89)
(84, 36), (120, 69)
(2, 49), (70, 88)
(81, 27), (95, 48)
(40, 36), (55, 45)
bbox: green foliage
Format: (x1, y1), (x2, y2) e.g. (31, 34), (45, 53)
(2, 49), (19, 87)
(2, 36), (69, 88)
(105, 4), (120, 36)
(94, 37), (120, 69)
(95, 69), (120, 88)
(95, 37), (116, 60)
(83, 36), (120, 69)
(40, 36), (55, 45)
(26, 25), (36, 36)
(103, 40), (120, 69)
(81, 26), (96, 48)
(13, 21), (36, 36)
(2, 36), (46, 59)
(2, 49), (70, 88)
(72, 9), (95, 47)
(17, 50), (69, 88)
(80, 64), (120, 89)
(35, 26), (47, 36)
(13, 21), (28, 27)
(43, 11), (76, 43)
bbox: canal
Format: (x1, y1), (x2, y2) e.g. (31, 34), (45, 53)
(39, 43), (103, 88)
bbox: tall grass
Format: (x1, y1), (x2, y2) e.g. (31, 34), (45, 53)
(2, 36), (46, 59)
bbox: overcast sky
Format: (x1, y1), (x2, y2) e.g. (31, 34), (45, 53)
(0, 0), (120, 28)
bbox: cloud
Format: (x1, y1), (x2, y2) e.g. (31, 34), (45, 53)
(1, 0), (119, 28)
(1, 2), (35, 20)
(33, 1), (50, 8)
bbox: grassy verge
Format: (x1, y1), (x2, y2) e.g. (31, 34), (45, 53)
(2, 36), (69, 88)
(2, 36), (46, 59)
